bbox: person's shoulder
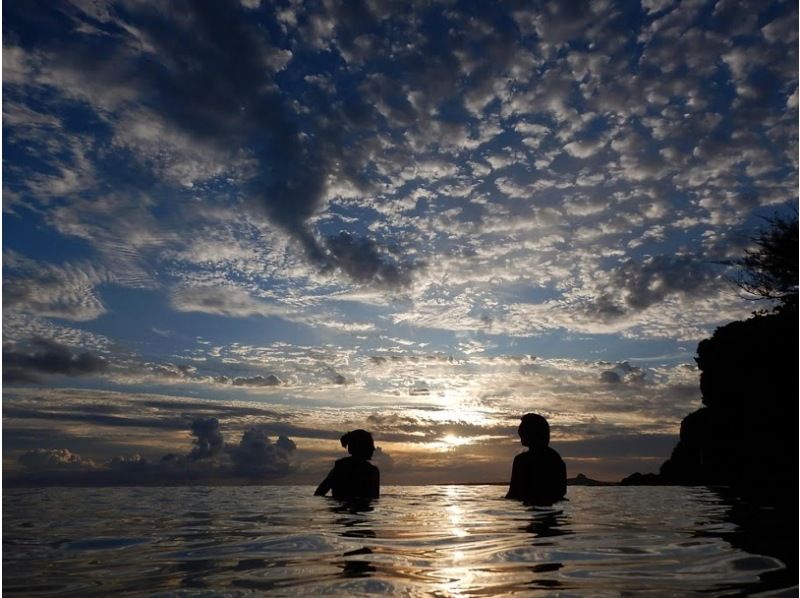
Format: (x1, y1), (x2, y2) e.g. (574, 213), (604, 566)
(514, 450), (532, 463)
(544, 446), (564, 461)
(334, 456), (353, 467)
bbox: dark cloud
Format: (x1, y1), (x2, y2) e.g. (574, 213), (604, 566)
(323, 232), (420, 287)
(231, 375), (282, 387)
(611, 255), (719, 310)
(600, 370), (622, 384)
(188, 417), (225, 460)
(3, 338), (108, 383)
(599, 362), (650, 385)
(106, 454), (150, 474)
(586, 255), (721, 320)
(138, 399), (279, 416)
(122, 0), (341, 264)
(2, 406), (187, 430)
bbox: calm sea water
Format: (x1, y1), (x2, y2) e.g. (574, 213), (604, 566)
(3, 485), (795, 596)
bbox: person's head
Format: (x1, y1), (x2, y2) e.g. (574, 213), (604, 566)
(341, 429), (375, 460)
(518, 413), (550, 448)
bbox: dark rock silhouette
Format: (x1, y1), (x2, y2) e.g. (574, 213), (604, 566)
(625, 214), (798, 499)
(619, 472), (663, 486)
(623, 307), (798, 499)
(506, 413), (567, 505)
(569, 473), (616, 486)
(315, 429), (380, 500)
(658, 308), (798, 497)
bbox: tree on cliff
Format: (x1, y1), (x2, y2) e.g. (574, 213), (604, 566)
(734, 212), (798, 312)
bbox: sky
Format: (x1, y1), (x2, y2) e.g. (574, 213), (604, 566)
(3, 0), (798, 485)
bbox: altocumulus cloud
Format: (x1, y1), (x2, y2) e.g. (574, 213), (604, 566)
(4, 0), (419, 287)
(3, 0), (796, 333)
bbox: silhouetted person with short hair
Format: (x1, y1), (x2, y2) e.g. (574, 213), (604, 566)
(315, 429), (380, 499)
(506, 413), (567, 505)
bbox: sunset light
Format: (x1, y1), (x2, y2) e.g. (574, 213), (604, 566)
(3, 0), (796, 594)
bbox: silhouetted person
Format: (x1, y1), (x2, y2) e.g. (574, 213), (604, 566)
(506, 413), (567, 505)
(315, 429), (380, 499)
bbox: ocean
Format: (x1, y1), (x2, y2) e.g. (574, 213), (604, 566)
(3, 485), (795, 596)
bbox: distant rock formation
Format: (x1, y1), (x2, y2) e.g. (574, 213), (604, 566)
(568, 473), (616, 486)
(625, 308), (798, 498)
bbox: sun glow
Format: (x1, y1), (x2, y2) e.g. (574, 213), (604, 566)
(442, 434), (472, 447)
(427, 433), (484, 451)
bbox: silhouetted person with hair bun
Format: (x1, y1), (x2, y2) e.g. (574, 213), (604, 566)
(506, 413), (567, 505)
(314, 429), (380, 499)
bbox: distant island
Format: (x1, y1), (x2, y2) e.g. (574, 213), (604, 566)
(568, 473), (616, 486)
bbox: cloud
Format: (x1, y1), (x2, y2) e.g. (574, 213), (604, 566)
(11, 415), (298, 486)
(188, 417), (225, 460)
(170, 286), (287, 318)
(599, 362), (650, 384)
(3, 252), (110, 321)
(4, 1), (417, 286)
(600, 370), (622, 384)
(229, 428), (296, 475)
(604, 254), (721, 312)
(231, 375), (282, 387)
(18, 448), (97, 472)
(3, 337), (108, 383)
(323, 232), (421, 287)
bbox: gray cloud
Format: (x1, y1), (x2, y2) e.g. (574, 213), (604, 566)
(599, 362), (650, 385)
(323, 232), (421, 287)
(231, 375), (282, 387)
(600, 370), (622, 384)
(230, 428), (296, 475)
(609, 254), (720, 311)
(3, 337), (108, 383)
(188, 417), (225, 460)
(170, 286), (287, 318)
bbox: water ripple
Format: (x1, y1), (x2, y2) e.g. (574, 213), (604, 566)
(3, 485), (794, 596)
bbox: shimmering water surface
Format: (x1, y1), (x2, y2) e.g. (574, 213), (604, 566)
(3, 485), (795, 596)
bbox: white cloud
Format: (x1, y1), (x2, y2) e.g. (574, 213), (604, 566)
(4, 252), (111, 321)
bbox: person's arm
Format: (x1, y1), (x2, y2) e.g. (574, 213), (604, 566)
(314, 466), (336, 496)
